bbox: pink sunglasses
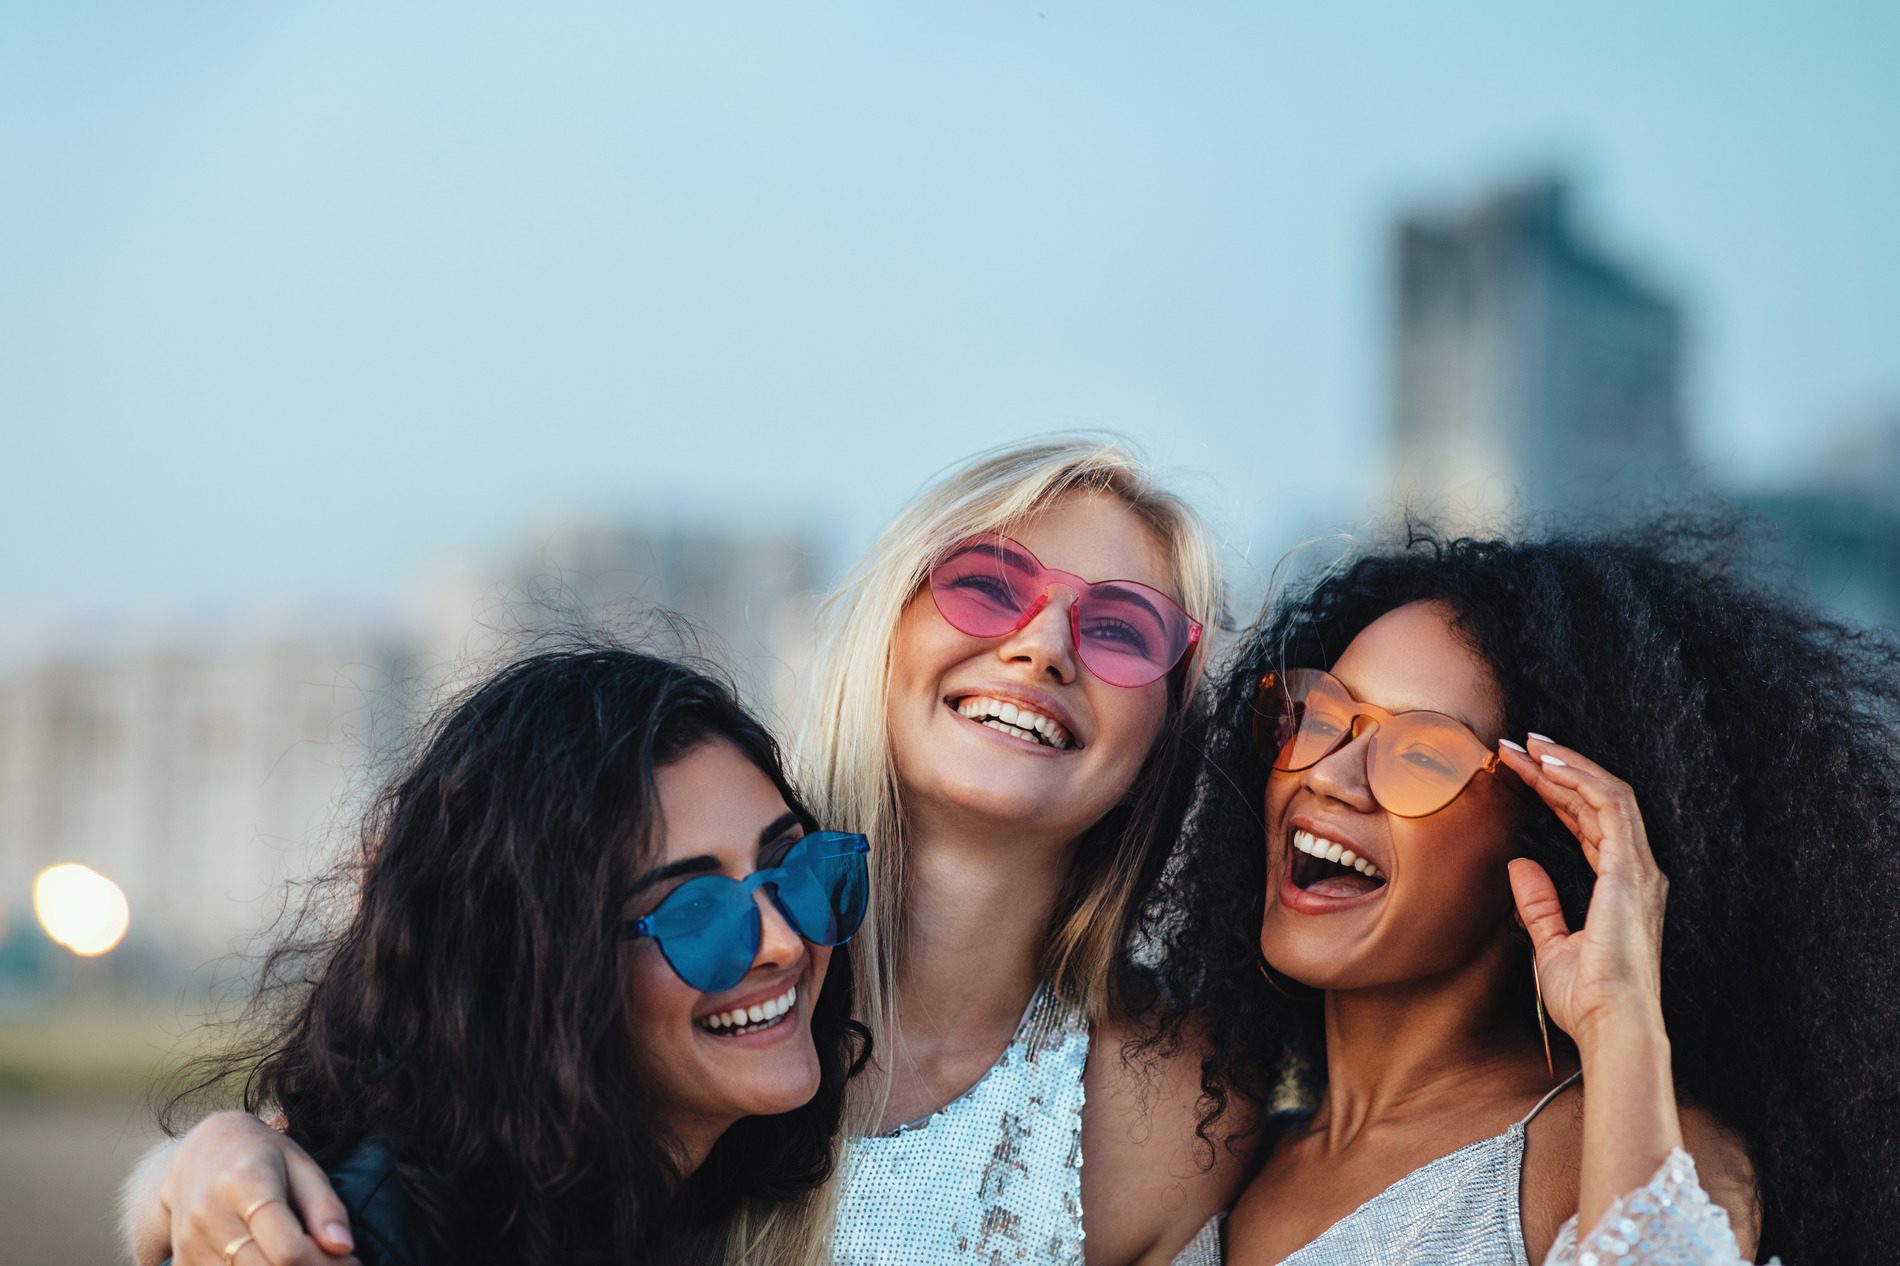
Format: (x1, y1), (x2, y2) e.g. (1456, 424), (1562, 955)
(928, 533), (1202, 688)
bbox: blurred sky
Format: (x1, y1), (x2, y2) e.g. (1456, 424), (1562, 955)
(3, 1), (1897, 644)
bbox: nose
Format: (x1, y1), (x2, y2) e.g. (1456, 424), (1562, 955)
(1302, 716), (1379, 812)
(749, 887), (806, 974)
(995, 586), (1080, 685)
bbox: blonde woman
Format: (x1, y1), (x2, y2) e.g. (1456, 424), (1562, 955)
(128, 437), (1244, 1266)
(806, 438), (1243, 1264)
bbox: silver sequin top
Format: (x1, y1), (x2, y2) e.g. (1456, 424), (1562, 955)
(832, 982), (1090, 1266)
(1170, 1073), (1582, 1266)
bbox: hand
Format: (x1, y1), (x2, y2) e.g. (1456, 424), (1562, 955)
(1498, 735), (1670, 1045)
(161, 1112), (360, 1266)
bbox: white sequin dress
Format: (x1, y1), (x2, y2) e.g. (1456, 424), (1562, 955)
(832, 982), (1090, 1266)
(1170, 1073), (1775, 1266)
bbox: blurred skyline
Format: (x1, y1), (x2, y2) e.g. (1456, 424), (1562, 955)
(5, 2), (1898, 653)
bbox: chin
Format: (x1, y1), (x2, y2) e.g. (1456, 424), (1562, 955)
(726, 1063), (823, 1120)
(1259, 926), (1355, 992)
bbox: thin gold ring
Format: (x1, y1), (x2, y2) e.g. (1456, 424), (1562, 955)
(222, 1233), (255, 1266)
(240, 1197), (280, 1224)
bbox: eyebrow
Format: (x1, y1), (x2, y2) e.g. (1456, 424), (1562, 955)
(942, 540), (1041, 574)
(1091, 581), (1166, 625)
(624, 811), (807, 896)
(1334, 674), (1490, 738)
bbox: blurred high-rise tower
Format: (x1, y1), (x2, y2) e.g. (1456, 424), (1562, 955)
(1390, 179), (1687, 526)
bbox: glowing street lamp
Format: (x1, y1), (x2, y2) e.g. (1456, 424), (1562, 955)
(34, 863), (131, 956)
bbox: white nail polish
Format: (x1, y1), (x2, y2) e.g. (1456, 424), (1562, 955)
(1528, 732), (1554, 744)
(1539, 754), (1567, 767)
(1499, 739), (1527, 753)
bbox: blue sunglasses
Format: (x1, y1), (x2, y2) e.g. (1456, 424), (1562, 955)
(622, 831), (870, 993)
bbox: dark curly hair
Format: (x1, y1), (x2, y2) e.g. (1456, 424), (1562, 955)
(1146, 516), (1900, 1264)
(168, 647), (869, 1265)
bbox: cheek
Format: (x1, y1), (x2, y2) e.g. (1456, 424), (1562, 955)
(806, 942), (834, 988)
(1263, 772), (1296, 820)
(1389, 806), (1520, 918)
(622, 951), (701, 1075)
(1091, 680), (1167, 770)
(890, 594), (962, 691)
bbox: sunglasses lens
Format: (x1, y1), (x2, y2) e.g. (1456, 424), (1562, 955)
(929, 536), (1040, 638)
(646, 877), (762, 993)
(1074, 582), (1198, 687)
(771, 832), (869, 946)
(1366, 716), (1490, 817)
(1256, 669), (1358, 770)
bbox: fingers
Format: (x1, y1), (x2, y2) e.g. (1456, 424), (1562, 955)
(1497, 735), (1657, 878)
(284, 1150), (357, 1257)
(1508, 858), (1572, 960)
(1496, 744), (1600, 866)
(172, 1122), (358, 1266)
(245, 1199), (356, 1266)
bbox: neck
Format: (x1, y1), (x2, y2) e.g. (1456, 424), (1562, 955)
(894, 808), (1075, 1040)
(1314, 931), (1537, 1145)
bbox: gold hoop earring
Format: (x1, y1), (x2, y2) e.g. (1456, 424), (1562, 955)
(1532, 950), (1554, 1080)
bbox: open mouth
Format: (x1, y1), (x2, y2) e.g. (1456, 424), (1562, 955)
(696, 985), (797, 1038)
(951, 695), (1077, 750)
(1288, 829), (1387, 898)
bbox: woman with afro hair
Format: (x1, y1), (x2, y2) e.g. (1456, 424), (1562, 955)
(1149, 518), (1900, 1265)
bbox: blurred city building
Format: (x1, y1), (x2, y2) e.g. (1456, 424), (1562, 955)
(1741, 409), (1900, 629)
(1390, 179), (1689, 528)
(419, 522), (825, 726)
(0, 639), (406, 990)
(0, 525), (824, 993)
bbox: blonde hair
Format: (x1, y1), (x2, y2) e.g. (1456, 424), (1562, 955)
(794, 435), (1224, 1135)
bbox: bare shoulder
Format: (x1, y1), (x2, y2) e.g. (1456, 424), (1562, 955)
(1518, 1076), (1586, 1264)
(1079, 1010), (1255, 1266)
(1678, 1103), (1760, 1260)
(1520, 1084), (1760, 1264)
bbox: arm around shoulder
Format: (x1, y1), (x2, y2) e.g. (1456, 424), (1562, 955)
(123, 1110), (362, 1266)
(1081, 1014), (1256, 1266)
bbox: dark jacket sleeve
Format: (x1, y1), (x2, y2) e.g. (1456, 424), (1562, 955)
(310, 1138), (426, 1266)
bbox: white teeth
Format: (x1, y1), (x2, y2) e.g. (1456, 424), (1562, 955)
(699, 986), (798, 1035)
(1290, 829), (1385, 881)
(955, 696), (1073, 749)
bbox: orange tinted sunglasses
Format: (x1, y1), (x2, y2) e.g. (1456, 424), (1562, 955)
(1253, 668), (1511, 818)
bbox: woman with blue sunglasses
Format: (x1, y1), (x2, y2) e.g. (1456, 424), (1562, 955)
(124, 648), (868, 1266)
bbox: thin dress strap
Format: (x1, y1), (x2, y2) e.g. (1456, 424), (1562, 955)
(1518, 1070), (1582, 1127)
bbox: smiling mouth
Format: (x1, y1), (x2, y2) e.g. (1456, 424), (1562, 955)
(951, 695), (1078, 750)
(1288, 828), (1387, 897)
(696, 984), (797, 1038)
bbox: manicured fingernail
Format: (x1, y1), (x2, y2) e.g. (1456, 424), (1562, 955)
(1539, 754), (1566, 767)
(1498, 738), (1527, 753)
(1527, 732), (1554, 744)
(324, 1224), (354, 1249)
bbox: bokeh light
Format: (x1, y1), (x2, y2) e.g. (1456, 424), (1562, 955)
(34, 863), (131, 956)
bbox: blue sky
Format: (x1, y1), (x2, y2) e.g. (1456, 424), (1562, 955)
(4, 1), (1896, 641)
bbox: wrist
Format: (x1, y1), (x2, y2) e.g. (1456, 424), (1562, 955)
(1571, 991), (1668, 1055)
